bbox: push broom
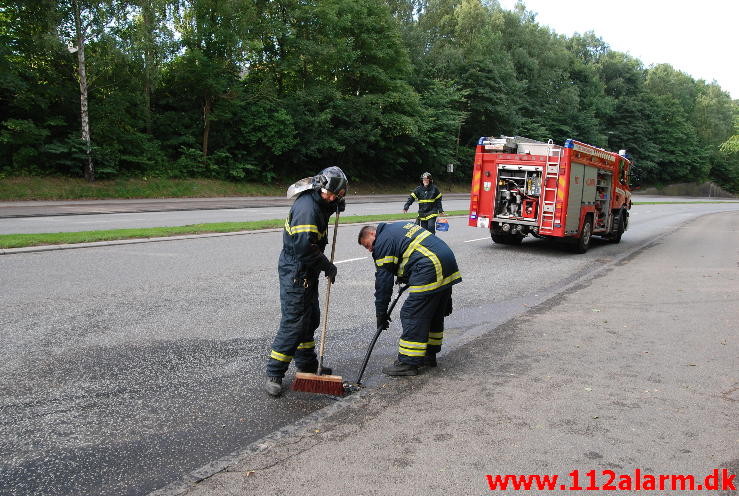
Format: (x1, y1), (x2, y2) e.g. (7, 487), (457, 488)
(291, 204), (345, 396)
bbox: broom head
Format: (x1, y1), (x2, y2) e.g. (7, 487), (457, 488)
(291, 372), (344, 396)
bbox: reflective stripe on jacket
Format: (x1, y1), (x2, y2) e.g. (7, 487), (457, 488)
(373, 221), (461, 314)
(404, 184), (443, 218)
(282, 189), (335, 271)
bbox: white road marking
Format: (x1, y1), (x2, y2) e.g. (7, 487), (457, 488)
(464, 237), (490, 243)
(335, 257), (368, 264)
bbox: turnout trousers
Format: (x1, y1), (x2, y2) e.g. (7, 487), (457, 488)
(266, 252), (321, 378)
(417, 217), (436, 235)
(396, 287), (452, 366)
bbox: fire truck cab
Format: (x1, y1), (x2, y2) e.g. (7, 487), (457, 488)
(468, 136), (632, 253)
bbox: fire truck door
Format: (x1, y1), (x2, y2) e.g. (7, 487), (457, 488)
(583, 165), (598, 207)
(566, 162), (585, 232)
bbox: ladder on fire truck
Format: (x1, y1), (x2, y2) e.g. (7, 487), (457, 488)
(539, 142), (562, 232)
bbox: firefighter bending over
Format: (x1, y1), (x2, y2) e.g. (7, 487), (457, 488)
(358, 222), (461, 376)
(403, 172), (444, 234)
(265, 166), (348, 397)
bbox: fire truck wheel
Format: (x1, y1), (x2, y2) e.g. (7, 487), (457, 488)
(609, 211), (625, 243)
(574, 215), (593, 253)
(491, 233), (507, 244)
(491, 232), (523, 245)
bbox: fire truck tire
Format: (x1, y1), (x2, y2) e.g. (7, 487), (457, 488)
(491, 232), (523, 245)
(574, 215), (593, 253)
(609, 211), (625, 243)
(508, 235), (523, 245)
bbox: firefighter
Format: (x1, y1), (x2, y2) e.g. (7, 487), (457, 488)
(358, 221), (461, 375)
(403, 172), (444, 234)
(265, 166), (348, 397)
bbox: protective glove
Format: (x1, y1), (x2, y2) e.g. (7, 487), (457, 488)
(376, 313), (391, 331)
(336, 197), (346, 213)
(444, 296), (453, 317)
(324, 262), (338, 283)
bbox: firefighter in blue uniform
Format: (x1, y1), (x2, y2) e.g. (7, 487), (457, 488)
(265, 167), (348, 397)
(403, 172), (444, 234)
(358, 221), (461, 375)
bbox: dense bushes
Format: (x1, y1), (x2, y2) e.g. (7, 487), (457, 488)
(1, 0), (737, 191)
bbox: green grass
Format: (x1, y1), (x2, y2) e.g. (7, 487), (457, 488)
(0, 210), (469, 249)
(0, 177), (288, 200)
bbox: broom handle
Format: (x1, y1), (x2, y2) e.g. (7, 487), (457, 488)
(355, 284), (409, 385)
(317, 206), (340, 375)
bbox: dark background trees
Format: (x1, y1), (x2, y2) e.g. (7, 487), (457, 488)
(1, 0), (737, 192)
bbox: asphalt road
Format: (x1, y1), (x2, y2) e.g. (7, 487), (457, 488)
(1, 200), (738, 495)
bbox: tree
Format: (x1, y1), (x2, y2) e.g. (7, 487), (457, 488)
(173, 0), (256, 159)
(69, 0), (94, 181)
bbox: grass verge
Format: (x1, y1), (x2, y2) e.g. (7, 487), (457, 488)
(3, 202), (737, 250)
(0, 177), (289, 200)
(0, 211), (468, 249)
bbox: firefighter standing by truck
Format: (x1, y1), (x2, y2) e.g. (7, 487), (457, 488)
(403, 172), (444, 234)
(265, 167), (348, 397)
(358, 221), (461, 376)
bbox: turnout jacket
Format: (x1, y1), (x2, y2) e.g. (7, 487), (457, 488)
(404, 184), (443, 221)
(373, 222), (461, 314)
(282, 189), (338, 273)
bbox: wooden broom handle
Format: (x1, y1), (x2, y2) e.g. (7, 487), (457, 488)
(317, 206), (340, 375)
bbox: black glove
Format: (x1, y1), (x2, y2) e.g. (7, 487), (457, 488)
(324, 262), (337, 283)
(376, 313), (391, 330)
(444, 296), (453, 317)
(335, 197), (346, 213)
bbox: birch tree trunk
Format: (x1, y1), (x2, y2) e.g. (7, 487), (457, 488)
(73, 0), (94, 182)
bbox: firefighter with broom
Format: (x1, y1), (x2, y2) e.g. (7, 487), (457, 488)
(357, 221), (461, 376)
(265, 167), (348, 397)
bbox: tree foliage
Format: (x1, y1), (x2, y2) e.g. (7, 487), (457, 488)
(1, 0), (737, 192)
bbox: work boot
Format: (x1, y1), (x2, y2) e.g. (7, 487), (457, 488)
(297, 364), (333, 375)
(265, 376), (283, 397)
(423, 353), (437, 368)
(382, 360), (419, 377)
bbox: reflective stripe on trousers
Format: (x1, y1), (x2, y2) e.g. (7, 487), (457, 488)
(396, 287), (451, 365)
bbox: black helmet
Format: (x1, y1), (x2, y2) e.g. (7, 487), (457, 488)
(316, 166), (348, 198)
(420, 172), (432, 182)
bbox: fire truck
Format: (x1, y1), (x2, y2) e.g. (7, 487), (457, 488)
(468, 136), (632, 253)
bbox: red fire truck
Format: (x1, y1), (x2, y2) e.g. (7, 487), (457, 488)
(468, 136), (632, 253)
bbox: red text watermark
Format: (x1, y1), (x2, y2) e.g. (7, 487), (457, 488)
(485, 468), (735, 491)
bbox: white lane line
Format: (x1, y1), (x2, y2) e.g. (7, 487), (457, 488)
(335, 257), (368, 264)
(464, 237), (490, 243)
